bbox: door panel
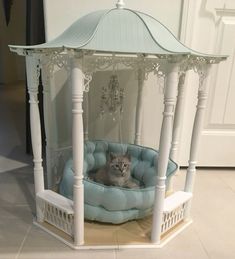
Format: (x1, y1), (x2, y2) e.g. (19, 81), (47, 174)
(179, 0), (235, 166)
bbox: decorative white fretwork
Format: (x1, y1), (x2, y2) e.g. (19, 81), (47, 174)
(39, 52), (70, 74)
(29, 51), (71, 79)
(28, 51), (220, 95)
(83, 73), (92, 92)
(179, 55), (214, 89)
(82, 54), (166, 78)
(194, 64), (208, 90)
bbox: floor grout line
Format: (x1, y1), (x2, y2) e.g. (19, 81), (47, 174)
(192, 225), (212, 259)
(216, 174), (235, 194)
(15, 224), (32, 259)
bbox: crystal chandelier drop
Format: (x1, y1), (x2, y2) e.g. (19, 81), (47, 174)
(100, 74), (125, 118)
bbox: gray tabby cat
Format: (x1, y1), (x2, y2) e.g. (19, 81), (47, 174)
(89, 152), (139, 189)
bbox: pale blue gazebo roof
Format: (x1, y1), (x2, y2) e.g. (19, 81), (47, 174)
(9, 7), (227, 61)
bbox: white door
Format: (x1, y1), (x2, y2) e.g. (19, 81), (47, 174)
(179, 0), (235, 166)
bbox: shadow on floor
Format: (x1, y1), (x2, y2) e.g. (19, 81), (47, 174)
(0, 165), (35, 222)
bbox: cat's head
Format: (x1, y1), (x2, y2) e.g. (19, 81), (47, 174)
(109, 152), (131, 177)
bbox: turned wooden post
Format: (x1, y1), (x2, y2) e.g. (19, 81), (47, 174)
(134, 69), (145, 145)
(167, 72), (186, 193)
(151, 63), (179, 244)
(26, 55), (45, 221)
(184, 65), (211, 220)
(71, 58), (84, 246)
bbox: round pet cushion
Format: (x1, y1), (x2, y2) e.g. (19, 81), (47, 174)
(59, 140), (177, 224)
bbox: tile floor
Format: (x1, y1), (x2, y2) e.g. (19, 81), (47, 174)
(0, 83), (235, 259)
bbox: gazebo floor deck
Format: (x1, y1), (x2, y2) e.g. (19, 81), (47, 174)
(35, 216), (192, 249)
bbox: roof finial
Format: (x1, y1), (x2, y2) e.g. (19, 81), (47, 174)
(116, 0), (125, 9)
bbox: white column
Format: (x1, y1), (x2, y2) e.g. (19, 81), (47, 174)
(167, 72), (186, 193)
(26, 55), (44, 221)
(71, 58), (84, 246)
(26, 56), (44, 194)
(184, 65), (211, 220)
(83, 92), (89, 141)
(151, 63), (179, 244)
(134, 69), (145, 145)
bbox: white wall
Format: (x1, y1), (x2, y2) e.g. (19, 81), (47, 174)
(43, 0), (183, 149)
(44, 0), (182, 41)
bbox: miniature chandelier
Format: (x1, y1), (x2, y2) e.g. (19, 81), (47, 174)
(100, 74), (125, 117)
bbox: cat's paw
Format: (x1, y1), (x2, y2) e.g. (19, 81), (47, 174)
(124, 181), (140, 189)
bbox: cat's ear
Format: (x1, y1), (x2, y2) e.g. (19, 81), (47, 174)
(124, 151), (131, 160)
(109, 152), (116, 160)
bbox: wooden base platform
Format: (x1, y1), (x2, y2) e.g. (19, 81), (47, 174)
(34, 216), (192, 249)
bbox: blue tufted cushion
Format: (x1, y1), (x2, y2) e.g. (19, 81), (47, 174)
(59, 140), (177, 223)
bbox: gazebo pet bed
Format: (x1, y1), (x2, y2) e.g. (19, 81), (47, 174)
(59, 140), (178, 224)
